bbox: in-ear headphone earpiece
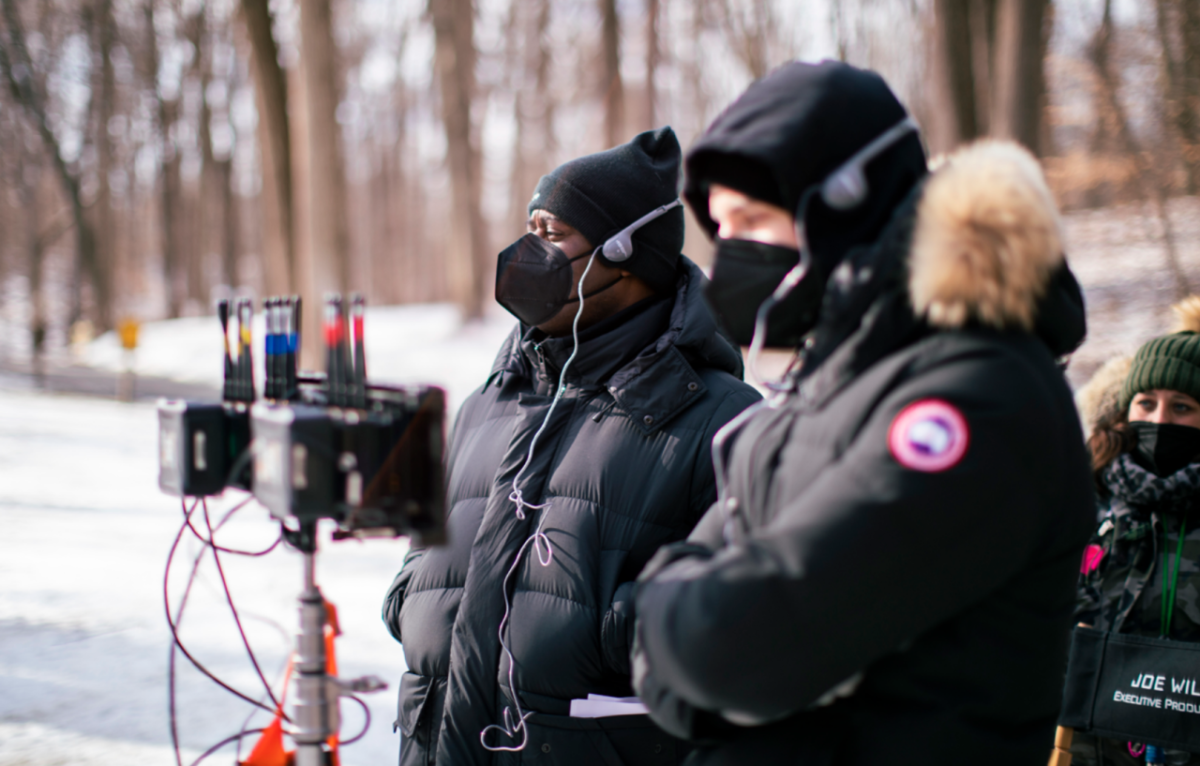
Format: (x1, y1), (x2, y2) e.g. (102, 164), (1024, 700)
(819, 117), (918, 211)
(821, 167), (869, 211)
(601, 199), (683, 263)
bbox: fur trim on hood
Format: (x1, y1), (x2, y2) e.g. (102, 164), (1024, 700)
(910, 140), (1064, 332)
(1076, 356), (1132, 438)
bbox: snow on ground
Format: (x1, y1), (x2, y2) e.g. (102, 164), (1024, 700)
(0, 390), (416, 765)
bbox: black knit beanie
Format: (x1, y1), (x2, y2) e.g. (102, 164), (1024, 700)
(528, 127), (684, 294)
(1121, 332), (1200, 412)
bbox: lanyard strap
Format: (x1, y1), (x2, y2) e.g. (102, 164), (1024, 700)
(1160, 516), (1189, 638)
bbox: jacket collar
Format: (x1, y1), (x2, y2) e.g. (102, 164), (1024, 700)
(523, 295), (673, 388)
(487, 257), (744, 433)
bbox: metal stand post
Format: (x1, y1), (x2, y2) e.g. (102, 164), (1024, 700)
(283, 520), (387, 766)
(286, 522), (333, 766)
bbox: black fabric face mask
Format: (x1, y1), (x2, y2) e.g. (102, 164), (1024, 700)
(703, 238), (823, 348)
(1126, 421), (1200, 477)
(495, 233), (621, 326)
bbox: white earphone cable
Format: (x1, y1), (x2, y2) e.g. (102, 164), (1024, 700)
(480, 247), (601, 753)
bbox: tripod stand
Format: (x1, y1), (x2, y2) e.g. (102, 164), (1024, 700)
(285, 522), (387, 766)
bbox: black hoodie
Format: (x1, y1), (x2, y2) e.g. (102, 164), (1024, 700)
(685, 60), (928, 278)
(632, 62), (1096, 766)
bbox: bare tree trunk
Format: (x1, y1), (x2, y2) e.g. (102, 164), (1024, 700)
(687, 1), (711, 140)
(289, 61), (316, 365)
(831, 0), (849, 61)
(722, 0), (773, 81)
(991, 0), (1049, 154)
(430, 0), (486, 318)
(385, 70), (411, 305)
(1183, 0), (1200, 180)
(298, 0), (349, 294)
(1092, 0), (1190, 298)
(507, 0), (531, 240)
(1157, 0), (1200, 191)
(216, 30), (239, 291)
(931, 0), (983, 152)
(19, 154), (45, 377)
(601, 0), (624, 147)
(94, 0), (117, 320)
(968, 0), (997, 135)
(143, 0), (183, 318)
(506, 0), (552, 238)
(0, 0), (109, 329)
(644, 0), (659, 131)
(190, 7), (214, 309)
(534, 0), (555, 169)
(219, 157), (238, 288)
(240, 0), (295, 296)
(370, 152), (391, 303)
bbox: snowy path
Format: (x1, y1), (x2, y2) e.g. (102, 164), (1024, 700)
(0, 390), (412, 765)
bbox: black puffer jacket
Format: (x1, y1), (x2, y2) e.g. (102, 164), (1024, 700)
(632, 141), (1097, 766)
(383, 259), (761, 766)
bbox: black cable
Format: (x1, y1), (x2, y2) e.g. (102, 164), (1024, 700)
(168, 497), (201, 766)
(168, 496), (260, 766)
(188, 727), (267, 766)
(340, 694), (372, 745)
(182, 493), (282, 556)
(164, 498), (279, 717)
(185, 515), (283, 556)
(201, 498), (284, 712)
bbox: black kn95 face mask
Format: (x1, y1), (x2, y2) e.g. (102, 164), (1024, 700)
(703, 238), (823, 348)
(495, 233), (622, 326)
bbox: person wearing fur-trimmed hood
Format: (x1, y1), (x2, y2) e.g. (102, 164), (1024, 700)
(629, 61), (1096, 766)
(1069, 297), (1200, 765)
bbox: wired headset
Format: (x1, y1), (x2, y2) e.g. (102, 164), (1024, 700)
(744, 114), (920, 394)
(600, 199), (683, 262)
(819, 116), (918, 211)
(726, 116), (921, 544)
(481, 198), (682, 753)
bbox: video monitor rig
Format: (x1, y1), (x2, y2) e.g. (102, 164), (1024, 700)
(156, 293), (447, 546)
(156, 293), (447, 766)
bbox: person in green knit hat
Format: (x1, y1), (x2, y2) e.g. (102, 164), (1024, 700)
(1068, 296), (1200, 765)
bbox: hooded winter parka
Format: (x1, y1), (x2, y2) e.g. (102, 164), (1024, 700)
(383, 259), (761, 766)
(631, 141), (1097, 764)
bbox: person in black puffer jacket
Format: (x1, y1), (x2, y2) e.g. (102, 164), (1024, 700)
(382, 127), (761, 766)
(630, 61), (1096, 766)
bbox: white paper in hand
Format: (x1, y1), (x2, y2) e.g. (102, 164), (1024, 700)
(568, 694), (649, 718)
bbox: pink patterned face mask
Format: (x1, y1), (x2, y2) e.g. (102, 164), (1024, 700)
(1081, 544), (1106, 575)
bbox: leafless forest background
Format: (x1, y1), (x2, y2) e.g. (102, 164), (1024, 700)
(0, 0), (1195, 370)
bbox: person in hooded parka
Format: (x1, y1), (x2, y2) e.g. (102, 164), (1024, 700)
(381, 127), (761, 766)
(629, 61), (1096, 766)
(1068, 297), (1200, 765)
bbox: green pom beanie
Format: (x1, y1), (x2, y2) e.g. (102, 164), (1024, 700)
(1120, 331), (1200, 413)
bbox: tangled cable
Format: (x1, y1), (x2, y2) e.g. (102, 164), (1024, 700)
(164, 494), (289, 766)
